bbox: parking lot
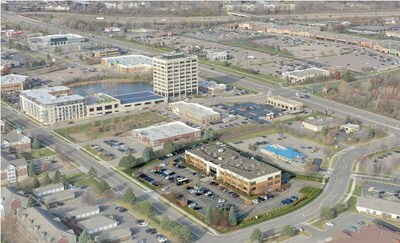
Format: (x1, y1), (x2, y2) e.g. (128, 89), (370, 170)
(363, 181), (400, 201)
(137, 151), (322, 221)
(230, 133), (329, 173)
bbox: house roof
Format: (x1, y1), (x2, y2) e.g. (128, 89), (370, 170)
(42, 190), (75, 204)
(1, 187), (28, 215)
(2, 129), (31, 144)
(94, 227), (131, 242)
(65, 205), (100, 218)
(18, 207), (76, 242)
(33, 183), (65, 195)
(77, 215), (118, 230)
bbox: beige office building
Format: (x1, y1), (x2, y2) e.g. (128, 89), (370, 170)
(20, 86), (86, 125)
(153, 53), (198, 100)
(169, 101), (220, 124)
(266, 95), (303, 112)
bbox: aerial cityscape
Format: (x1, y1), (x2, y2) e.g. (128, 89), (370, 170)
(1, 1), (400, 243)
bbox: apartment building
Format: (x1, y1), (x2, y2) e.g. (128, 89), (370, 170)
(0, 74), (29, 93)
(153, 53), (198, 100)
(169, 101), (221, 124)
(1, 156), (28, 184)
(185, 144), (281, 195)
(33, 183), (65, 197)
(77, 215), (118, 235)
(266, 95), (303, 112)
(1, 129), (31, 153)
(20, 86), (86, 125)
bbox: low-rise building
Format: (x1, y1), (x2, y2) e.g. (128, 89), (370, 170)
(94, 227), (132, 243)
(261, 144), (306, 163)
(0, 187), (28, 217)
(1, 155), (28, 184)
(340, 123), (360, 134)
(185, 144), (281, 195)
(169, 101), (221, 124)
(65, 205), (100, 220)
(204, 49), (229, 61)
(17, 207), (77, 243)
(78, 215), (118, 235)
(33, 183), (65, 197)
(94, 48), (120, 58)
(20, 86), (87, 125)
(266, 95), (303, 112)
(42, 190), (75, 205)
(27, 34), (85, 49)
(1, 129), (31, 153)
(302, 116), (343, 132)
(199, 80), (227, 95)
(0, 74), (29, 93)
(132, 121), (201, 147)
(282, 67), (330, 85)
(329, 224), (400, 243)
(101, 55), (153, 74)
(356, 197), (400, 220)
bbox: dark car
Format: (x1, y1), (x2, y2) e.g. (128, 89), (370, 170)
(146, 228), (157, 234)
(117, 207), (127, 212)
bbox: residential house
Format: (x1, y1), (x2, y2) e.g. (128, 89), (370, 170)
(1, 129), (31, 153)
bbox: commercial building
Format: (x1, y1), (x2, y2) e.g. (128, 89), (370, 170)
(132, 121), (201, 147)
(185, 144), (281, 195)
(340, 123), (360, 134)
(33, 183), (65, 197)
(1, 156), (28, 184)
(78, 215), (118, 235)
(94, 227), (132, 243)
(0, 187), (28, 217)
(65, 205), (100, 220)
(27, 34), (85, 49)
(329, 224), (400, 243)
(153, 53), (198, 100)
(205, 49), (229, 61)
(356, 197), (400, 220)
(169, 101), (221, 124)
(199, 80), (227, 95)
(42, 190), (75, 205)
(86, 91), (166, 117)
(101, 55), (153, 74)
(94, 48), (120, 58)
(0, 74), (29, 93)
(17, 207), (77, 243)
(261, 144), (306, 163)
(20, 86), (87, 125)
(266, 95), (303, 112)
(1, 129), (31, 153)
(282, 68), (330, 85)
(302, 116), (343, 132)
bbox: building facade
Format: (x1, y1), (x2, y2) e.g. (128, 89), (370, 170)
(65, 205), (100, 220)
(33, 183), (65, 197)
(302, 116), (343, 132)
(27, 34), (85, 49)
(0, 74), (29, 93)
(261, 144), (306, 163)
(282, 68), (330, 85)
(153, 53), (198, 100)
(94, 48), (120, 58)
(199, 80), (227, 95)
(1, 158), (28, 184)
(266, 95), (303, 111)
(1, 129), (31, 153)
(169, 101), (221, 124)
(20, 86), (87, 125)
(185, 144), (281, 195)
(356, 197), (400, 220)
(101, 55), (153, 74)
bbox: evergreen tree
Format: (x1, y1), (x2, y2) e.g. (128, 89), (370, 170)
(52, 169), (61, 183)
(205, 205), (213, 225)
(123, 188), (135, 203)
(228, 206), (237, 226)
(119, 155), (136, 168)
(142, 147), (154, 163)
(27, 195), (34, 207)
(31, 137), (41, 149)
(42, 172), (52, 186)
(163, 141), (177, 153)
(32, 176), (40, 188)
(78, 230), (93, 243)
(250, 228), (263, 243)
(28, 162), (36, 177)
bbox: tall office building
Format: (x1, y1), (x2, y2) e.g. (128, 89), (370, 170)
(152, 53), (198, 100)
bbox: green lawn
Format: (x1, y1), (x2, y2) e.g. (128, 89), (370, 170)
(347, 196), (358, 211)
(66, 173), (102, 192)
(22, 148), (55, 160)
(353, 181), (363, 197)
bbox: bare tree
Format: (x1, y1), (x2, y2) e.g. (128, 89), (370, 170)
(81, 191), (96, 205)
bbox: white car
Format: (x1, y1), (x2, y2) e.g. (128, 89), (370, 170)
(325, 222), (335, 227)
(218, 199), (226, 203)
(252, 199), (260, 205)
(158, 238), (168, 243)
(162, 186), (169, 191)
(160, 163), (166, 167)
(188, 203), (197, 208)
(138, 222), (149, 227)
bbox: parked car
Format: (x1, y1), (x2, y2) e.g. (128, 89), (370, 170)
(138, 222), (149, 227)
(325, 222), (335, 227)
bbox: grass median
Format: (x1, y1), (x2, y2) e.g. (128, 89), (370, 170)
(22, 148), (55, 160)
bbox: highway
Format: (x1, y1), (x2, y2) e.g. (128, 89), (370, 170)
(3, 12), (400, 242)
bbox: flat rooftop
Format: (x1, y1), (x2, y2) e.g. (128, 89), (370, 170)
(78, 215), (117, 230)
(263, 144), (306, 160)
(102, 55), (152, 68)
(133, 121), (200, 141)
(1, 74), (28, 85)
(86, 93), (119, 105)
(31, 33), (84, 40)
(283, 67), (329, 78)
(188, 144), (280, 179)
(21, 86), (85, 105)
(303, 116), (341, 126)
(267, 95), (303, 106)
(155, 52), (194, 60)
(113, 91), (164, 105)
(170, 101), (219, 117)
(358, 196), (400, 215)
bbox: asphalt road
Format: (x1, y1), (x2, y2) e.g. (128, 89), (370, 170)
(3, 12), (400, 242)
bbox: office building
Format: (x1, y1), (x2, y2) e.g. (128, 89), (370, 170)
(17, 207), (77, 243)
(132, 121), (201, 147)
(153, 53), (198, 100)
(185, 144), (281, 195)
(282, 68), (330, 85)
(205, 49), (229, 61)
(27, 34), (85, 49)
(329, 224), (400, 243)
(101, 55), (153, 74)
(261, 144), (306, 163)
(94, 48), (120, 58)
(356, 197), (400, 220)
(302, 116), (343, 132)
(0, 74), (29, 93)
(20, 86), (87, 125)
(169, 101), (221, 124)
(199, 80), (227, 95)
(266, 95), (303, 112)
